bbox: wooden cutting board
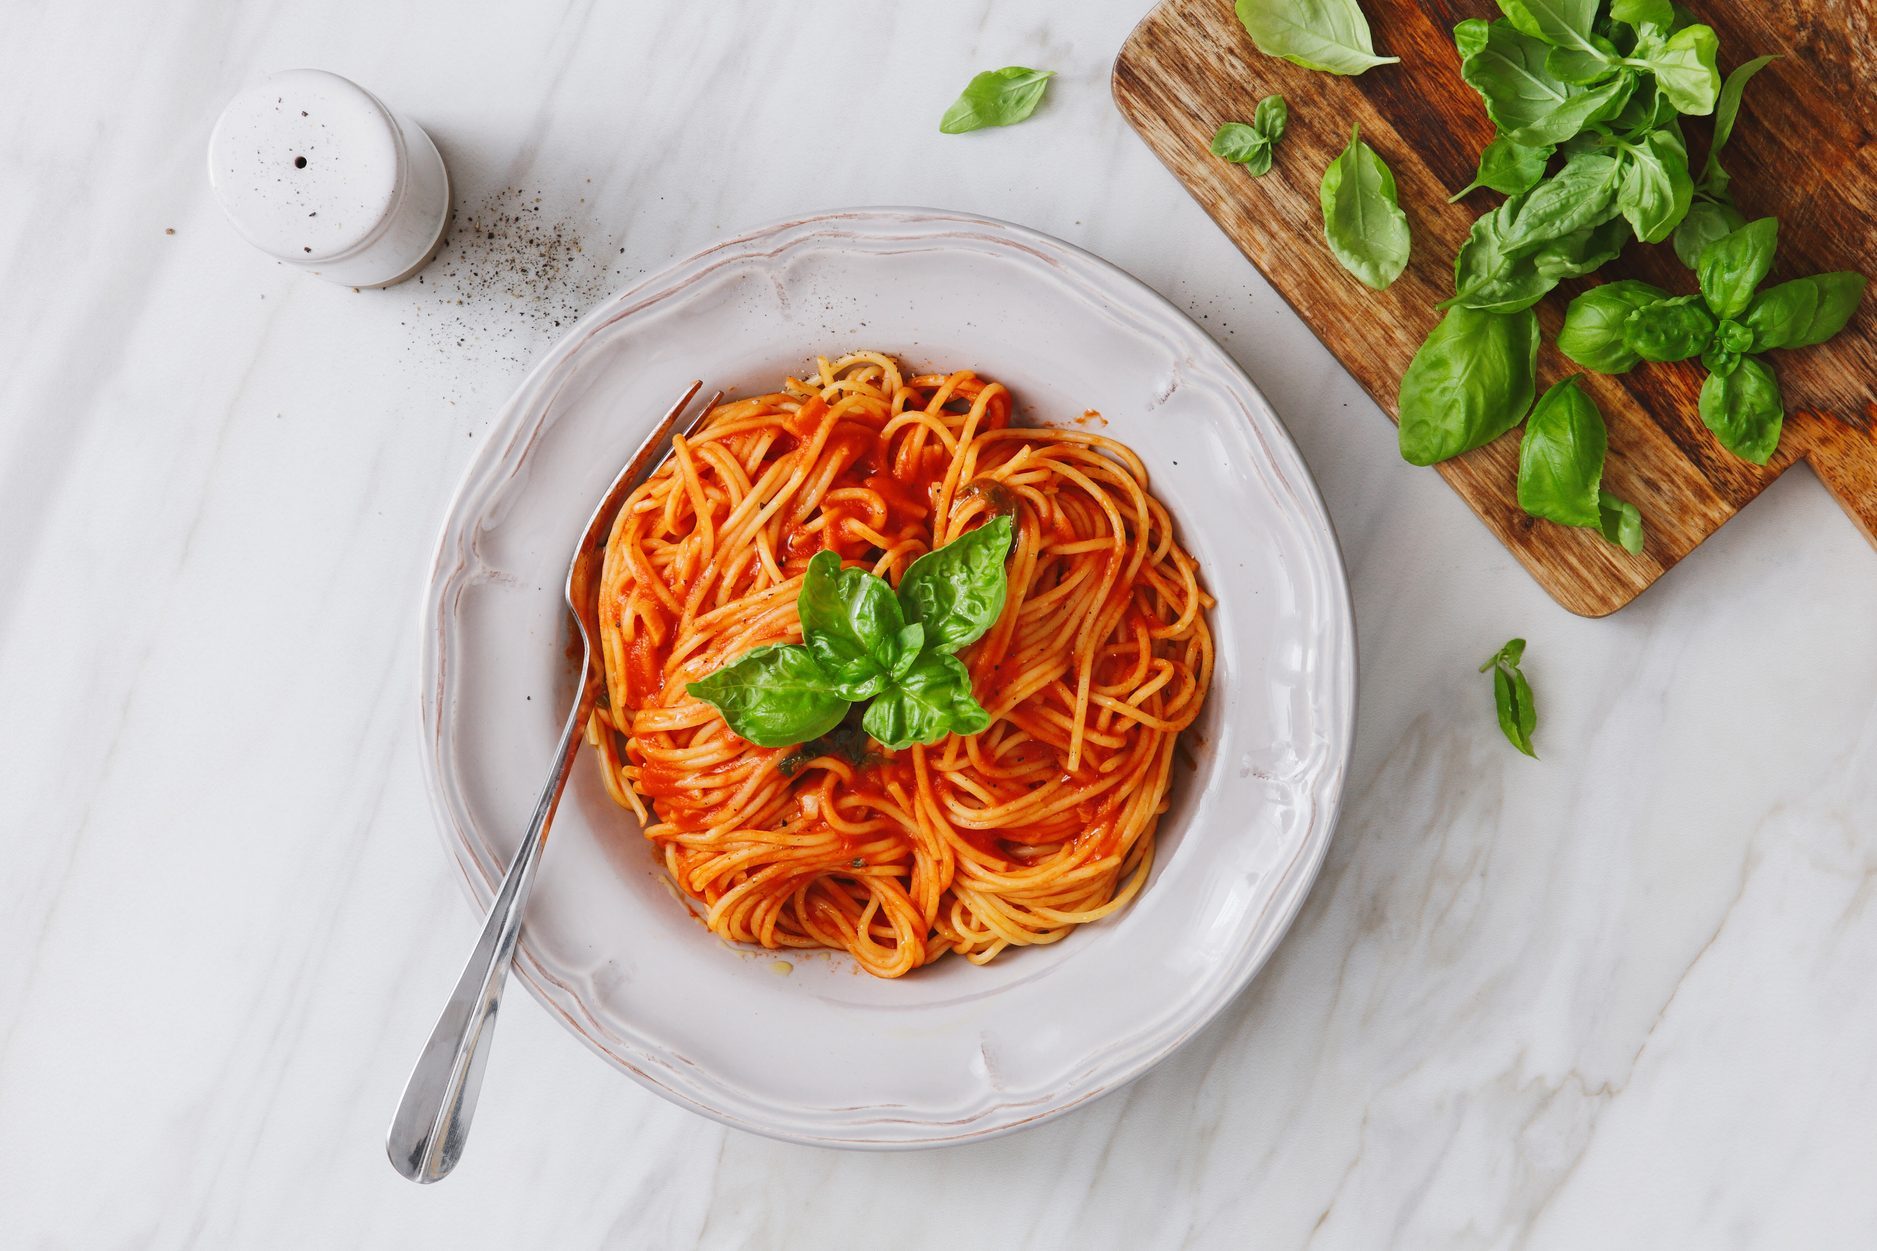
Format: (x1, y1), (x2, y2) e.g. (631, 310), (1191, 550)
(1113, 0), (1876, 615)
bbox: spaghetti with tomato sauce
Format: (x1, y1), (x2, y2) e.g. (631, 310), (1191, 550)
(586, 352), (1213, 978)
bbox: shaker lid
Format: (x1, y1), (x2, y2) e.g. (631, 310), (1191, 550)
(207, 69), (405, 263)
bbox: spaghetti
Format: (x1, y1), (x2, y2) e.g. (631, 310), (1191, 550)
(586, 353), (1213, 978)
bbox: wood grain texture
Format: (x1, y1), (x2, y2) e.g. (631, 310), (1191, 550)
(1113, 0), (1876, 615)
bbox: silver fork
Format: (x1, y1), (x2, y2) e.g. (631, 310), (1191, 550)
(386, 380), (720, 1183)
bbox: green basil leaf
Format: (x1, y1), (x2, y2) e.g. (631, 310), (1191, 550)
(1516, 376), (1607, 528)
(1505, 66), (1635, 146)
(1696, 216), (1777, 320)
(1496, 0), (1600, 51)
(1671, 198), (1746, 268)
(1320, 125), (1411, 290)
(1502, 151), (1625, 245)
(797, 551), (914, 701)
(888, 623), (925, 680)
(1398, 306), (1539, 466)
(1449, 134), (1555, 201)
(1211, 98), (1287, 176)
(1457, 20), (1575, 142)
(1559, 278), (1670, 373)
(1622, 295), (1717, 362)
(687, 645), (851, 748)
(1445, 154), (1625, 312)
(1480, 637), (1537, 757)
(1598, 490), (1646, 555)
(1698, 356), (1783, 464)
(1701, 345), (1743, 376)
(1546, 38), (1619, 85)
(939, 67), (1054, 134)
(1699, 55), (1777, 196)
(897, 513), (1013, 654)
(1233, 0), (1397, 74)
(1611, 0), (1672, 28)
(860, 652), (991, 751)
(1615, 125), (1693, 243)
(1742, 273), (1868, 351)
(1623, 23), (1719, 114)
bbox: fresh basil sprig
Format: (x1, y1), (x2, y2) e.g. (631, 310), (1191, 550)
(1481, 638), (1538, 758)
(1233, 0), (1397, 76)
(1559, 217), (1866, 463)
(939, 67), (1053, 135)
(1210, 95), (1288, 176)
(688, 516), (1013, 751)
(1320, 125), (1411, 291)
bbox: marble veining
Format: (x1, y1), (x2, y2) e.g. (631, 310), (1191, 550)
(2, 0), (1874, 1246)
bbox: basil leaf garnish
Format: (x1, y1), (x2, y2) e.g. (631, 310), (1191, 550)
(939, 67), (1053, 135)
(687, 645), (851, 749)
(1319, 125), (1411, 291)
(798, 551), (919, 701)
(898, 514), (1013, 654)
(861, 653), (991, 751)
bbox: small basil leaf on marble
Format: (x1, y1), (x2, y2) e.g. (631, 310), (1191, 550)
(939, 67), (1054, 134)
(1698, 355), (1783, 464)
(1696, 216), (1777, 320)
(1480, 638), (1538, 758)
(1319, 124), (1412, 290)
(687, 645), (851, 749)
(1742, 273), (1868, 351)
(1233, 0), (1398, 75)
(1558, 279), (1670, 373)
(1516, 376), (1606, 528)
(1397, 306), (1539, 466)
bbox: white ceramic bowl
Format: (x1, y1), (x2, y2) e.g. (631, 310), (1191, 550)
(419, 207), (1355, 1147)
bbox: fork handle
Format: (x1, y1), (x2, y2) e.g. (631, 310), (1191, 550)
(385, 680), (593, 1183)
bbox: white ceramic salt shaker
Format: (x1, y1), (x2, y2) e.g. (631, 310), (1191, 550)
(207, 69), (451, 288)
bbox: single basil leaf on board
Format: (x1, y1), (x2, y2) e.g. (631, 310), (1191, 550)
(1516, 376), (1607, 528)
(1615, 125), (1693, 243)
(1319, 125), (1412, 291)
(1449, 134), (1554, 201)
(1211, 123), (1275, 174)
(1253, 93), (1289, 140)
(897, 513), (1013, 654)
(939, 67), (1054, 134)
(797, 551), (913, 702)
(1697, 216), (1778, 321)
(860, 652), (992, 751)
(1672, 198), (1746, 268)
(1479, 638), (1537, 758)
(1598, 490), (1646, 555)
(1611, 0), (1672, 27)
(1700, 55), (1778, 195)
(1558, 279), (1669, 373)
(1495, 0), (1600, 52)
(1397, 307), (1540, 466)
(1698, 355), (1784, 464)
(1625, 23), (1720, 115)
(687, 644), (851, 749)
(1742, 273), (1868, 351)
(1233, 0), (1398, 75)
(1622, 295), (1717, 362)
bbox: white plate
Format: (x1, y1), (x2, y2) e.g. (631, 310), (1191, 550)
(419, 207), (1355, 1147)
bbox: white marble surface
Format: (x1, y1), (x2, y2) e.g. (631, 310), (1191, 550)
(3, 0), (1874, 1246)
